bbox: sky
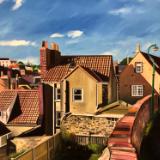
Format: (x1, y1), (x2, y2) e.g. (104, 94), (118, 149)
(0, 0), (160, 64)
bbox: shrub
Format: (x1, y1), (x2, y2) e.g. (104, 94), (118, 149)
(87, 144), (104, 154)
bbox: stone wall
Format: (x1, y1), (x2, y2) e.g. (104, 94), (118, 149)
(61, 114), (118, 137)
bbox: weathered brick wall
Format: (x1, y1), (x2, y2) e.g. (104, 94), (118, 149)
(131, 95), (159, 154)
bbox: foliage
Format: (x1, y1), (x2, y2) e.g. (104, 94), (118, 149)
(87, 143), (104, 154)
(144, 121), (153, 136)
(119, 57), (133, 65)
(89, 153), (100, 160)
(61, 130), (75, 144)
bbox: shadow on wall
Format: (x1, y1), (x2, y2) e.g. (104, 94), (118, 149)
(119, 64), (158, 104)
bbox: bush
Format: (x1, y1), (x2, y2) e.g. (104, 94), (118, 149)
(87, 144), (104, 154)
(144, 121), (153, 136)
(89, 153), (100, 160)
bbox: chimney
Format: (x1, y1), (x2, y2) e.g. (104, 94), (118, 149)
(51, 43), (59, 51)
(40, 41), (49, 77)
(42, 41), (48, 48)
(127, 56), (129, 64)
(40, 41), (61, 77)
(135, 43), (141, 54)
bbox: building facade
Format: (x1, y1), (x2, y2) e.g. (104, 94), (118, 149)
(119, 45), (160, 104)
(40, 41), (118, 134)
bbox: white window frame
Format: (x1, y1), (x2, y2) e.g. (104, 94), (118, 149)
(72, 88), (83, 102)
(131, 85), (143, 97)
(135, 62), (143, 73)
(55, 88), (61, 101)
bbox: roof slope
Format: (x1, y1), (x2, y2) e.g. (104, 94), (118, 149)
(9, 90), (40, 125)
(0, 90), (17, 111)
(64, 65), (102, 82)
(43, 55), (112, 82)
(141, 52), (160, 74)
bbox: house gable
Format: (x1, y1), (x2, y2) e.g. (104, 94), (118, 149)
(120, 51), (160, 104)
(64, 65), (102, 82)
(65, 66), (99, 114)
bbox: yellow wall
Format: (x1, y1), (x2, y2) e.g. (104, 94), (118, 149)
(66, 67), (98, 114)
(120, 51), (160, 104)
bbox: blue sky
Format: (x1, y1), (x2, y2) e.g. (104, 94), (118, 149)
(0, 0), (160, 64)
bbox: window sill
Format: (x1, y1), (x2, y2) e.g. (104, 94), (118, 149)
(55, 99), (61, 102)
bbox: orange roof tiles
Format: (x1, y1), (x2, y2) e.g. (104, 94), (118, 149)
(43, 55), (112, 82)
(9, 90), (40, 125)
(0, 79), (8, 91)
(0, 90), (17, 111)
(43, 65), (70, 82)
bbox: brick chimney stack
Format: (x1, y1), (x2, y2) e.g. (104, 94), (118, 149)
(40, 41), (48, 77)
(40, 41), (61, 77)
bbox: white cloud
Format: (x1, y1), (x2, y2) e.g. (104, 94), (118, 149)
(12, 0), (24, 11)
(100, 49), (119, 56)
(109, 7), (132, 15)
(0, 0), (5, 4)
(50, 33), (64, 38)
(67, 30), (84, 38)
(18, 56), (39, 65)
(0, 40), (36, 47)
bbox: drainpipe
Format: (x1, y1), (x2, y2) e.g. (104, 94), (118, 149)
(96, 83), (98, 108)
(151, 64), (155, 118)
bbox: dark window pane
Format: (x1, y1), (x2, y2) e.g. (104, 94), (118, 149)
(74, 95), (82, 100)
(74, 89), (82, 94)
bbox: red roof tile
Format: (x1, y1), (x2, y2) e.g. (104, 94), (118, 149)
(43, 65), (70, 82)
(43, 55), (112, 82)
(0, 79), (8, 91)
(0, 90), (17, 111)
(64, 65), (102, 82)
(9, 90), (40, 125)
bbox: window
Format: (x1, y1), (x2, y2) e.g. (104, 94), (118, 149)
(56, 111), (61, 127)
(135, 62), (143, 73)
(55, 88), (61, 101)
(131, 85), (143, 96)
(73, 88), (83, 102)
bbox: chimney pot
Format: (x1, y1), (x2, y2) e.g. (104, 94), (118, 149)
(136, 43), (141, 53)
(51, 43), (59, 51)
(42, 41), (48, 48)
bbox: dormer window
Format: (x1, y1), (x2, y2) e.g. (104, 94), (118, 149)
(135, 62), (143, 73)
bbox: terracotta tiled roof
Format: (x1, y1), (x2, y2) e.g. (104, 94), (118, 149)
(0, 79), (8, 91)
(43, 55), (112, 82)
(63, 55), (112, 77)
(0, 90), (17, 111)
(43, 65), (70, 82)
(141, 52), (160, 74)
(9, 90), (40, 125)
(64, 65), (102, 82)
